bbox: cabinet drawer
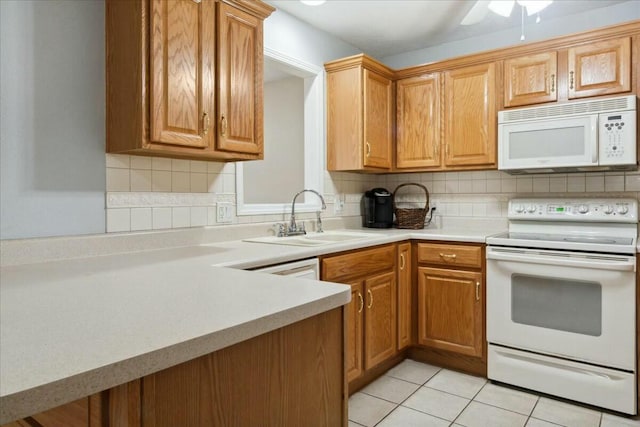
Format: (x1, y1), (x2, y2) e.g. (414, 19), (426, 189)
(322, 245), (395, 282)
(417, 243), (482, 269)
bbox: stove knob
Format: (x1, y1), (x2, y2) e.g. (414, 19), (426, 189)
(603, 205), (614, 215)
(514, 204), (524, 213)
(617, 205), (629, 215)
(526, 205), (536, 213)
(577, 204), (590, 214)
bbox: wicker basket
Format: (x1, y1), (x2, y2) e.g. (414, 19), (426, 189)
(393, 183), (430, 229)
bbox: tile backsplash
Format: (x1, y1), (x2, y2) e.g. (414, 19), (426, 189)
(106, 154), (640, 233)
(105, 154), (377, 233)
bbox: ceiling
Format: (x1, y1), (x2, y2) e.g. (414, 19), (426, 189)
(266, 0), (628, 58)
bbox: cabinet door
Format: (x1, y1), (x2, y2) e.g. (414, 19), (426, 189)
(568, 37), (631, 99)
(397, 243), (412, 350)
(217, 2), (263, 155)
(326, 67), (363, 171)
(364, 271), (397, 369)
(346, 281), (364, 382)
(363, 69), (393, 169)
(396, 74), (441, 169)
(418, 267), (483, 357)
(443, 63), (496, 168)
(150, 0), (215, 148)
(504, 52), (557, 107)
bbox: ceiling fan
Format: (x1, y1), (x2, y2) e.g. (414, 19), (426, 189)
(461, 0), (554, 26)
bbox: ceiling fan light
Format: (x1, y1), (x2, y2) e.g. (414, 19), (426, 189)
(488, 0), (516, 17)
(517, 0), (553, 16)
(300, 0), (326, 5)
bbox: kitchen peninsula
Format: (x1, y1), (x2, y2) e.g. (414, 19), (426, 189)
(0, 223), (504, 425)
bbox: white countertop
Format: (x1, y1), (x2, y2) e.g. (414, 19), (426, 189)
(0, 224), (504, 423)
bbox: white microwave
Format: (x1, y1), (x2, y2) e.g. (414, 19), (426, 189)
(498, 95), (637, 174)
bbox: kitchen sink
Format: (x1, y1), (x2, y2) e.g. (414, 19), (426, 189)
(243, 231), (379, 247)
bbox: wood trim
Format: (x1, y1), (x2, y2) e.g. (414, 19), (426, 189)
(325, 54), (395, 79)
(222, 0), (275, 20)
(394, 20), (640, 79)
(408, 346), (487, 377)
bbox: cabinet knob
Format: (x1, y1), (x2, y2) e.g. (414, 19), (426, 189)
(550, 74), (555, 93)
(569, 71), (574, 90)
(220, 115), (228, 137)
(202, 112), (210, 135)
(475, 281), (480, 301)
(358, 292), (364, 313)
(367, 289), (373, 309)
(399, 253), (405, 270)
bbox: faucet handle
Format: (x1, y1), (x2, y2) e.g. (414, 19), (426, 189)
(274, 223), (286, 237)
(300, 221), (306, 234)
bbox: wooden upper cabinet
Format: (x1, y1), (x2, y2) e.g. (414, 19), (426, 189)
(568, 37), (631, 99)
(325, 55), (394, 171)
(443, 63), (497, 168)
(363, 70), (393, 169)
(106, 0), (273, 161)
(150, 0), (215, 149)
(217, 3), (263, 155)
(504, 52), (558, 107)
(396, 74), (441, 169)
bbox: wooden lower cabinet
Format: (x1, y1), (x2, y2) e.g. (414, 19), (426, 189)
(321, 244), (398, 387)
(411, 241), (487, 376)
(417, 267), (483, 357)
(397, 242), (412, 350)
(3, 308), (346, 427)
(363, 271), (397, 369)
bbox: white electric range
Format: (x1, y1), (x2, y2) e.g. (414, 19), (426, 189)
(486, 198), (637, 415)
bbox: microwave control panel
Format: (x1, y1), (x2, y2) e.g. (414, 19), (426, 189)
(598, 111), (636, 165)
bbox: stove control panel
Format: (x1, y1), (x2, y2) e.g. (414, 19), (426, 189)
(508, 198), (638, 222)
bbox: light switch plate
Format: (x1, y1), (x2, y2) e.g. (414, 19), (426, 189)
(334, 193), (345, 214)
(216, 202), (232, 223)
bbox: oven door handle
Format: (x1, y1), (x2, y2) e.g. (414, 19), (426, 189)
(486, 249), (635, 271)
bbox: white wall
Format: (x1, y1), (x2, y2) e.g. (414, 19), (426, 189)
(245, 77), (305, 204)
(0, 0), (106, 239)
(383, 1), (640, 68)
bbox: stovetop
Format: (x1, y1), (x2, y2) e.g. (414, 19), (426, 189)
(486, 198), (638, 254)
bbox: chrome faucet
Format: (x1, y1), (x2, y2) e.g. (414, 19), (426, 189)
(288, 189), (327, 236)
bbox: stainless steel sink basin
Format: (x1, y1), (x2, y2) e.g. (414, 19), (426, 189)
(243, 231), (378, 247)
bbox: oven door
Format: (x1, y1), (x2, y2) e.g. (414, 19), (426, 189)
(486, 246), (636, 370)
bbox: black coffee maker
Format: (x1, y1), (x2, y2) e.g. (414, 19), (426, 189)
(362, 188), (394, 228)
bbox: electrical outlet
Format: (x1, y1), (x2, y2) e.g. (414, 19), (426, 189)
(216, 202), (232, 223)
(334, 193), (345, 214)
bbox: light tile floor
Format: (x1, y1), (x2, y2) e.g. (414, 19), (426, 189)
(348, 360), (640, 427)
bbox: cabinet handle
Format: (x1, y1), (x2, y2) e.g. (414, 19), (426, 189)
(192, 0), (201, 3)
(399, 253), (405, 270)
(550, 74), (555, 93)
(476, 281), (480, 301)
(202, 112), (210, 135)
(220, 115), (227, 137)
(366, 142), (371, 157)
(439, 253), (457, 261)
(367, 289), (373, 309)
(358, 292), (364, 313)
(569, 71), (574, 90)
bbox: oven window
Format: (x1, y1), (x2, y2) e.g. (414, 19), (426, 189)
(511, 274), (602, 336)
